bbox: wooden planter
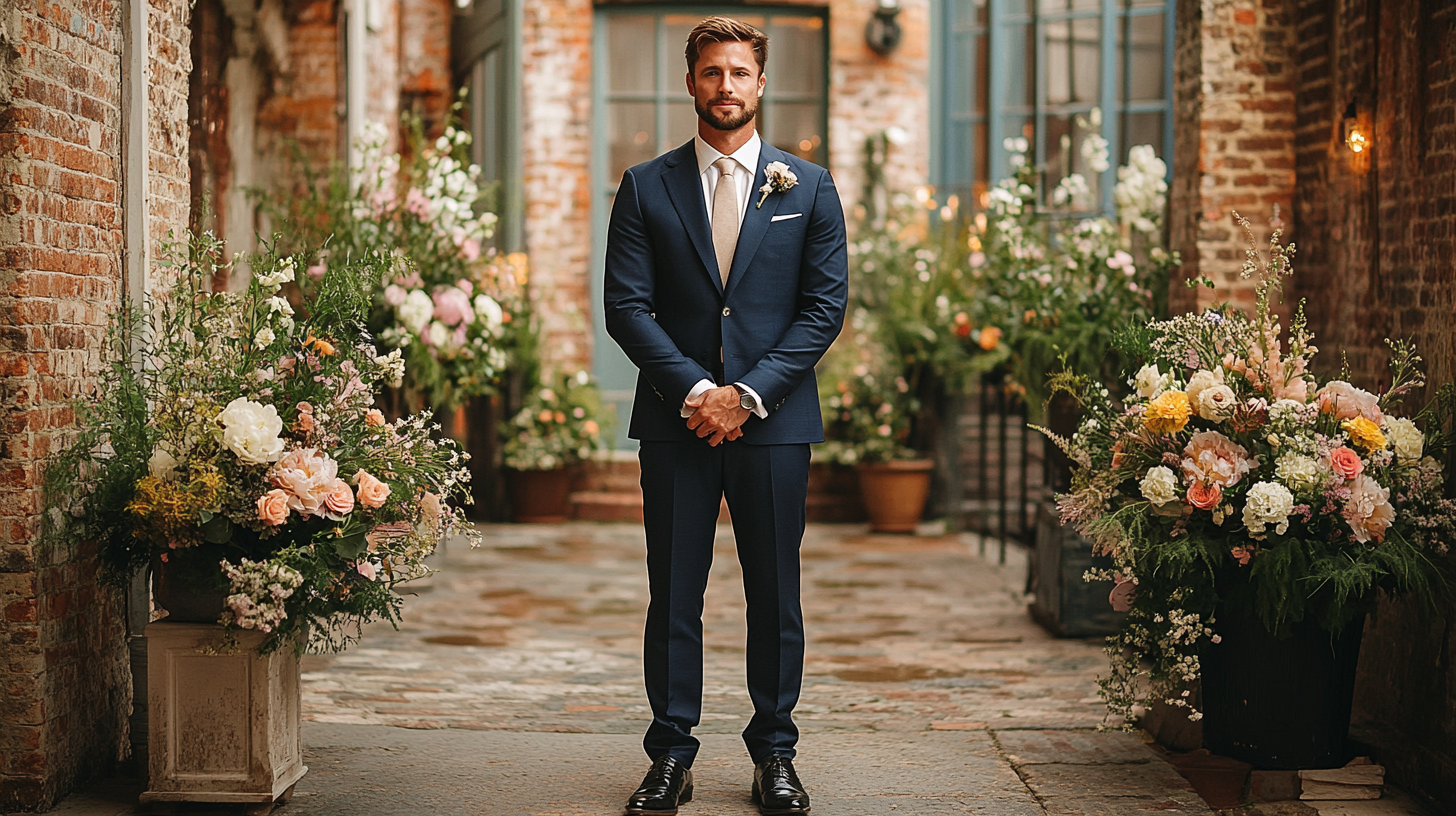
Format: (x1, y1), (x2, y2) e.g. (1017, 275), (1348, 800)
(1028, 501), (1126, 638)
(141, 623), (306, 814)
(507, 466), (577, 523)
(855, 459), (934, 533)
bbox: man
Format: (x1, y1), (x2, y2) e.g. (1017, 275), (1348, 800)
(603, 16), (847, 816)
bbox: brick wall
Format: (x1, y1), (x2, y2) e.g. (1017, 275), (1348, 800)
(1169, 0), (1297, 315)
(399, 0), (451, 137)
(0, 0), (191, 810)
(1285, 1), (1456, 809)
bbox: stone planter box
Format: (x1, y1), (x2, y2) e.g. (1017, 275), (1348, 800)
(1028, 501), (1125, 638)
(140, 622), (306, 812)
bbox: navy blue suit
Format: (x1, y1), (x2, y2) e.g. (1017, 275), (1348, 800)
(604, 139), (848, 766)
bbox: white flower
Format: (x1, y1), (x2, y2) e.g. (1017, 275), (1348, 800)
(1242, 481), (1295, 536)
(575, 370), (590, 386)
(265, 296), (294, 317)
(1140, 466), (1180, 506)
(1185, 368), (1226, 409)
(427, 321), (450, 348)
(216, 397), (286, 466)
(398, 289), (434, 336)
(1134, 364), (1171, 400)
(1269, 398), (1309, 424)
(472, 294), (504, 327)
(254, 327), (276, 347)
(148, 447), (180, 481)
(1274, 453), (1323, 493)
(1382, 417), (1424, 461)
(1196, 384), (1238, 421)
(884, 126), (909, 146)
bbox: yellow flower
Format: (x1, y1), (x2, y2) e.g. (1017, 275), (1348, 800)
(1145, 390), (1193, 434)
(1342, 417), (1387, 451)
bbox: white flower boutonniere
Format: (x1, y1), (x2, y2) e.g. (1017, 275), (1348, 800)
(757, 161), (798, 208)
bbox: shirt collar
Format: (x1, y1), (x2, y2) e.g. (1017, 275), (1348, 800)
(694, 130), (762, 178)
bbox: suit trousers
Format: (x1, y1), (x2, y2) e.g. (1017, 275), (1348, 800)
(638, 440), (811, 767)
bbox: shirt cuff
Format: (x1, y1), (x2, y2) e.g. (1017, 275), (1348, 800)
(735, 382), (769, 419)
(680, 379), (716, 418)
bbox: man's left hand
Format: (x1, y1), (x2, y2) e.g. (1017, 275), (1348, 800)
(685, 386), (749, 446)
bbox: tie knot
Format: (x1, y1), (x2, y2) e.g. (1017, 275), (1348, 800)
(714, 157), (736, 176)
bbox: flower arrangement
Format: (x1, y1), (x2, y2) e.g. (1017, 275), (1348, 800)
(502, 370), (606, 471)
(817, 363), (919, 466)
(1039, 215), (1456, 725)
(269, 111), (530, 412)
(975, 112), (1178, 414)
(43, 232), (478, 653)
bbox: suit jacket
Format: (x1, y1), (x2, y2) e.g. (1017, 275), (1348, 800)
(604, 139), (848, 445)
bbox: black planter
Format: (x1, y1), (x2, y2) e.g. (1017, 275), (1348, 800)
(151, 544), (230, 624)
(1201, 604), (1365, 769)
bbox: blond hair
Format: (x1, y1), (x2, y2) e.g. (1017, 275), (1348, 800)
(685, 16), (769, 75)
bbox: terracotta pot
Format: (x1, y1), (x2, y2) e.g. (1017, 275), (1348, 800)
(507, 467), (576, 523)
(855, 459), (934, 533)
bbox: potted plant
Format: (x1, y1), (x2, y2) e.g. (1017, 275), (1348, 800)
(819, 363), (931, 533)
(501, 370), (605, 523)
(1039, 216), (1456, 769)
(42, 233), (478, 805)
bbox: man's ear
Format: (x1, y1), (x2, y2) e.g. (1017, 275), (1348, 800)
(686, 72), (696, 97)
(757, 72), (766, 98)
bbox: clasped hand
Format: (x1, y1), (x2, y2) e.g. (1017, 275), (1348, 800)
(684, 386), (749, 446)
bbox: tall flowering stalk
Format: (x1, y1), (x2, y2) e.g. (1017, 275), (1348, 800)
(1037, 217), (1456, 725)
(43, 232), (479, 653)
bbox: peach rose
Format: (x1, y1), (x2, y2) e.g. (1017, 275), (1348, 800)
(1343, 474), (1395, 543)
(1316, 380), (1382, 422)
(1187, 482), (1223, 510)
(1182, 431), (1254, 487)
(1230, 546), (1252, 566)
(1328, 446), (1364, 481)
(322, 478), (355, 517)
(269, 447), (339, 517)
(256, 489), (291, 526)
(355, 469), (392, 509)
(365, 408), (386, 427)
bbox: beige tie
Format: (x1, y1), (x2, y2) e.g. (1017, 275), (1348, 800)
(711, 157), (739, 287)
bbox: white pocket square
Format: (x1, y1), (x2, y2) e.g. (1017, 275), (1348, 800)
(770, 213), (803, 222)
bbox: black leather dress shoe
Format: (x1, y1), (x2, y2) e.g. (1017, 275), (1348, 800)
(625, 755), (694, 815)
(752, 755), (810, 815)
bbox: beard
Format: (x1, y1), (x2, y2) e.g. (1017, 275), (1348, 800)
(695, 94), (759, 132)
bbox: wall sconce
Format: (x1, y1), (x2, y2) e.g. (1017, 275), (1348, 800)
(1342, 101), (1368, 154)
(865, 0), (902, 55)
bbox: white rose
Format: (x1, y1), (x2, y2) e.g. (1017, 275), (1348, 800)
(1274, 453), (1322, 493)
(148, 448), (179, 481)
(254, 327), (276, 347)
(398, 289), (434, 336)
(217, 397), (286, 466)
(1185, 368), (1225, 408)
(1139, 466), (1180, 506)
(1196, 384), (1238, 421)
(473, 294), (504, 328)
(1382, 417), (1424, 461)
(1242, 481), (1295, 536)
(1134, 364), (1170, 400)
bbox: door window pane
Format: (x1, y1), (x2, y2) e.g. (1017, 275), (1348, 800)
(608, 15), (655, 94)
(1123, 111), (1164, 159)
(770, 16), (823, 96)
(609, 102), (655, 181)
(999, 23), (1035, 109)
(1119, 14), (1165, 102)
(1044, 17), (1100, 107)
(667, 102), (698, 150)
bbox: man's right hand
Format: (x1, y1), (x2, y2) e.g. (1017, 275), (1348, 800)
(683, 387), (746, 446)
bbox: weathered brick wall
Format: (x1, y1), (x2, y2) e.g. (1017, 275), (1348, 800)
(399, 0), (451, 136)
(0, 0), (191, 809)
(1169, 0), (1297, 314)
(1286, 1), (1456, 809)
(255, 0), (343, 174)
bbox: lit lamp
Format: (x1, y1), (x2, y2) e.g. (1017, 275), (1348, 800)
(1343, 101), (1368, 154)
(866, 0), (902, 55)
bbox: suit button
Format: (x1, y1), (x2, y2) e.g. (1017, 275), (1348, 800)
(722, 307), (731, 317)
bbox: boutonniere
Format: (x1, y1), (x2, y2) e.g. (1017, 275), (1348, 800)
(756, 161), (798, 208)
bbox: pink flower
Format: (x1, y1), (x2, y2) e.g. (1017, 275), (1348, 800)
(420, 491), (442, 524)
(322, 478), (356, 518)
(1182, 431), (1254, 488)
(355, 469), (392, 509)
(269, 448), (340, 517)
(278, 356), (297, 376)
(1316, 380), (1383, 422)
(365, 409), (386, 427)
(1230, 546), (1252, 566)
(456, 279), (474, 295)
(1327, 446), (1364, 481)
(384, 284), (408, 306)
(294, 402), (315, 435)
(256, 489), (291, 526)
(432, 286), (474, 327)
(404, 188), (430, 217)
(356, 560), (378, 580)
(306, 262), (328, 280)
(1108, 575), (1136, 612)
(1343, 474), (1395, 543)
(461, 238), (481, 262)
(1187, 482), (1223, 510)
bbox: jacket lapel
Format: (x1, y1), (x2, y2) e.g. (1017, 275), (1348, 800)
(723, 144), (786, 301)
(660, 141), (724, 296)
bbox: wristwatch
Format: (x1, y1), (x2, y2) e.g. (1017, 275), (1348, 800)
(732, 383), (758, 413)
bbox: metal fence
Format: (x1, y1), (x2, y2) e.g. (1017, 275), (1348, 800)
(953, 375), (1053, 562)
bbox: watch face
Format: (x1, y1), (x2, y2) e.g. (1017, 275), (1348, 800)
(740, 392), (754, 411)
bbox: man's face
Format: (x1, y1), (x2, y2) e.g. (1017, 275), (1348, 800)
(687, 40), (766, 132)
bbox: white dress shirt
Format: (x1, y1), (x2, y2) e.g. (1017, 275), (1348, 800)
(682, 132), (768, 420)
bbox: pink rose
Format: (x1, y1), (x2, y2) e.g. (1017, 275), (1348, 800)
(431, 286), (474, 327)
(256, 489), (291, 526)
(269, 447), (339, 517)
(323, 478), (355, 517)
(356, 560), (378, 580)
(1316, 381), (1382, 422)
(461, 238), (481, 262)
(384, 284), (408, 306)
(355, 469), (392, 509)
(1187, 482), (1223, 510)
(1328, 446), (1364, 481)
(365, 409), (386, 427)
